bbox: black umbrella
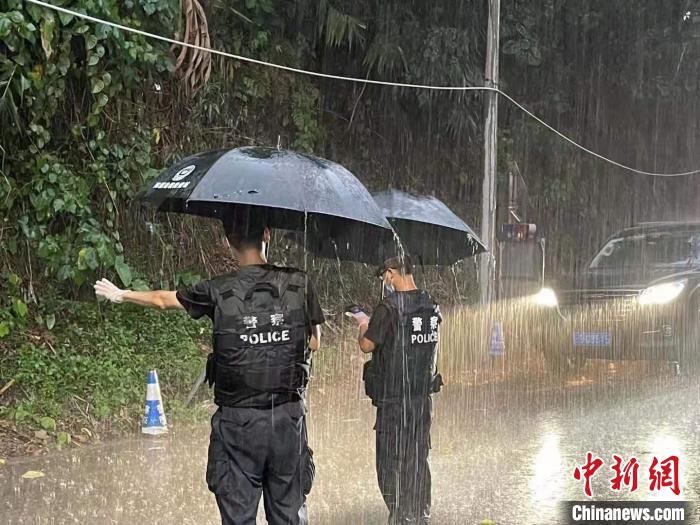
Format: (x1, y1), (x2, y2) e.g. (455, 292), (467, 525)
(373, 190), (486, 266)
(137, 147), (395, 264)
(299, 190), (486, 266)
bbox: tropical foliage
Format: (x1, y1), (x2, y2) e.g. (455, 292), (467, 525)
(2, 0), (699, 315)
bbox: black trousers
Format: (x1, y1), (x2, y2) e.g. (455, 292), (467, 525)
(375, 396), (432, 524)
(207, 401), (313, 525)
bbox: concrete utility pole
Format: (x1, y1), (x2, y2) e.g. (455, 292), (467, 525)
(479, 0), (501, 304)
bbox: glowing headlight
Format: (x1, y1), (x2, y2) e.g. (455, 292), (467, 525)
(638, 279), (687, 306)
(533, 287), (558, 307)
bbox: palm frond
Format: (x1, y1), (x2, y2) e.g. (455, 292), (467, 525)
(318, 0), (366, 50)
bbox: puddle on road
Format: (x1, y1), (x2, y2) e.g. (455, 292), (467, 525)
(2, 368), (698, 525)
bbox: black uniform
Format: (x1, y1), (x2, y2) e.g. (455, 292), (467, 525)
(178, 264), (324, 525)
(363, 290), (441, 525)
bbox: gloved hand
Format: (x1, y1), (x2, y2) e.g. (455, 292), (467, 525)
(94, 278), (128, 303)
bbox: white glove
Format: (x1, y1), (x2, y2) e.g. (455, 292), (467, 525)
(94, 278), (128, 303)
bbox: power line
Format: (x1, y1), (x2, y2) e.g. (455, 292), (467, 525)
(25, 0), (489, 92)
(497, 92), (700, 178)
(24, 0), (700, 178)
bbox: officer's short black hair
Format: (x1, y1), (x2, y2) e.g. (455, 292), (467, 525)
(376, 255), (413, 277)
(223, 209), (268, 251)
(226, 226), (266, 251)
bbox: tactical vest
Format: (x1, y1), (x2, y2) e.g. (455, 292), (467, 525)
(365, 290), (440, 404)
(210, 268), (310, 406)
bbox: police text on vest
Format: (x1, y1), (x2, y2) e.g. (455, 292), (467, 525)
(240, 330), (291, 345)
(412, 331), (439, 344)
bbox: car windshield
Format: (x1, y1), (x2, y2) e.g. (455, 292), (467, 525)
(589, 229), (700, 270)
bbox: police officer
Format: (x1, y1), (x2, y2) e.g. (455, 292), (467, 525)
(355, 255), (442, 525)
(94, 218), (324, 525)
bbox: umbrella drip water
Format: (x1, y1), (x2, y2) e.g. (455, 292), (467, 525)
(451, 264), (462, 303)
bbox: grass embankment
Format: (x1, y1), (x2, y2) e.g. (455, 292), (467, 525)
(0, 300), (209, 457)
(0, 294), (545, 458)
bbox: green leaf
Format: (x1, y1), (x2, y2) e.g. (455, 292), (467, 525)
(56, 431), (71, 447)
(58, 12), (73, 26)
(528, 46), (543, 66)
(73, 271), (87, 287)
(501, 40), (520, 55)
(86, 250), (99, 270)
(114, 256), (132, 287)
(19, 74), (31, 94)
(91, 79), (104, 94)
(86, 34), (97, 50)
(0, 17), (11, 38)
(39, 416), (56, 431)
(131, 279), (150, 292)
(87, 54), (99, 66)
(40, 13), (55, 59)
(22, 470), (45, 480)
(26, 4), (43, 22)
(46, 314), (56, 331)
(0, 322), (10, 338)
(95, 24), (111, 39)
(8, 12), (24, 24)
(12, 299), (28, 318)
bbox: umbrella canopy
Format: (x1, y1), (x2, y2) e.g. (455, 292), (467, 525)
(373, 190), (486, 265)
(297, 189), (486, 266)
(137, 147), (395, 264)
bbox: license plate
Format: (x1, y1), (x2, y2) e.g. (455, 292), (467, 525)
(573, 332), (611, 347)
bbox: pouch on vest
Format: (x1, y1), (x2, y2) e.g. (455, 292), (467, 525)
(205, 353), (216, 388)
(431, 372), (444, 393)
(363, 358), (380, 404)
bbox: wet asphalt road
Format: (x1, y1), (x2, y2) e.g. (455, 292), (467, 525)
(2, 363), (700, 525)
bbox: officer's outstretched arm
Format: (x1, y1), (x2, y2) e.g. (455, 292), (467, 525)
(94, 279), (183, 310)
(122, 290), (183, 310)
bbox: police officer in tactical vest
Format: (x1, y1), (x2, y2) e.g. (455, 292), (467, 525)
(94, 217), (324, 525)
(355, 256), (442, 525)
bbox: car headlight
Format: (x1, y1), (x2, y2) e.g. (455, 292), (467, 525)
(638, 279), (687, 306)
(533, 287), (558, 307)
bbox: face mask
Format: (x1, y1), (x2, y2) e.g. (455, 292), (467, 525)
(383, 281), (395, 294)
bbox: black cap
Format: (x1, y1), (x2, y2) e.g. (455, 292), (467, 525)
(376, 255), (413, 277)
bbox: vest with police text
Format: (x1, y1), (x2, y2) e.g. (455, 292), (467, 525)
(374, 290), (440, 402)
(211, 268), (310, 406)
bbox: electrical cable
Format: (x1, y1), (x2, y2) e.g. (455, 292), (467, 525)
(24, 0), (700, 178)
